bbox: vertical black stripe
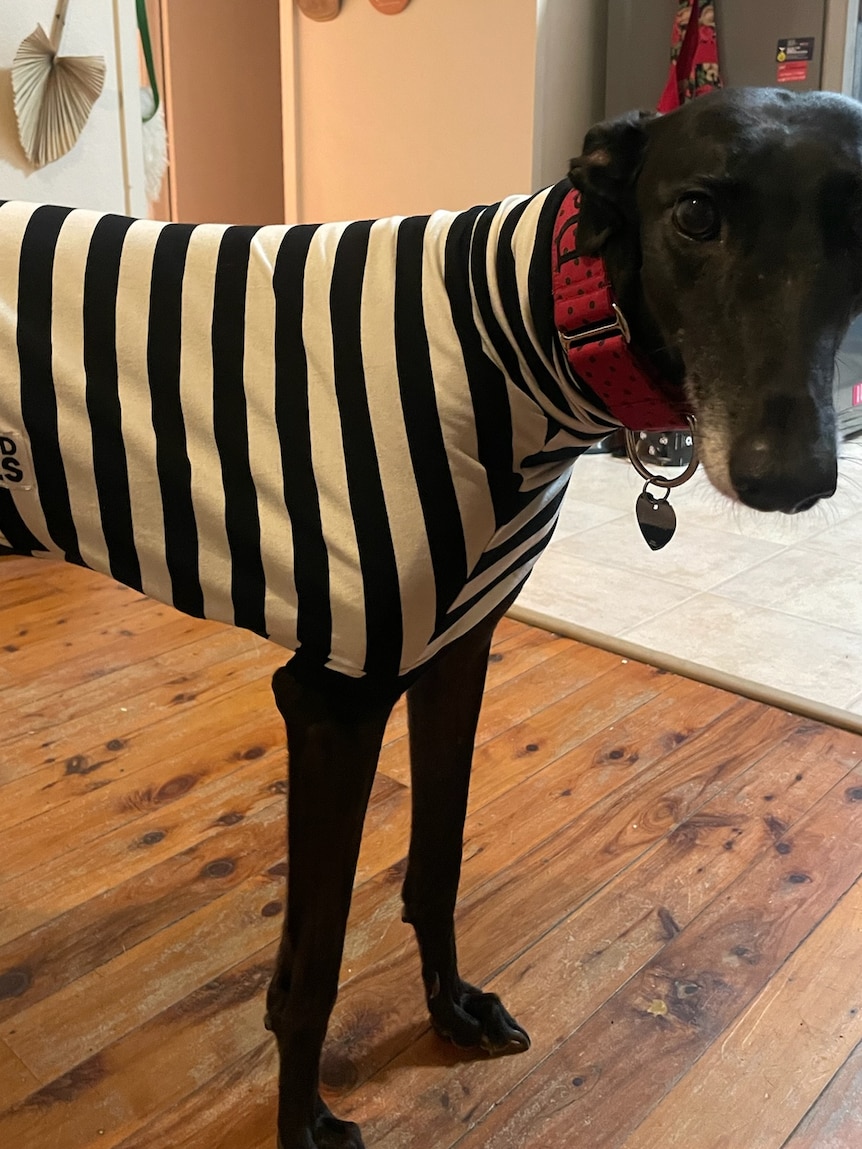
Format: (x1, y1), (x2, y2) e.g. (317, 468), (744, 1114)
(470, 201), (583, 516)
(272, 224), (332, 665)
(147, 224), (203, 618)
(83, 213), (142, 589)
(474, 196), (536, 395)
(395, 214), (468, 630)
(212, 226), (267, 637)
(0, 489), (48, 555)
(444, 204), (519, 528)
(331, 221), (402, 676)
(17, 205), (82, 564)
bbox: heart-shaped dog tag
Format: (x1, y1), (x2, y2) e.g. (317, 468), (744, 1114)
(635, 489), (677, 550)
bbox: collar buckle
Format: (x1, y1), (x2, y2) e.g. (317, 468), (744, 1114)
(558, 302), (631, 352)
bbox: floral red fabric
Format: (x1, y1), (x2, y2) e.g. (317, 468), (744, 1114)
(658, 0), (722, 112)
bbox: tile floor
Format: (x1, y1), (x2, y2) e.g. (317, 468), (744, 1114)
(512, 440), (862, 731)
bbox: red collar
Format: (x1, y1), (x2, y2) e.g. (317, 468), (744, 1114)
(552, 187), (690, 432)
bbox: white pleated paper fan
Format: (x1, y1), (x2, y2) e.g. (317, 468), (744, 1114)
(12, 24), (106, 168)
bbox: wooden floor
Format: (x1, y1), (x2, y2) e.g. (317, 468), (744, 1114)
(2, 556), (862, 1148)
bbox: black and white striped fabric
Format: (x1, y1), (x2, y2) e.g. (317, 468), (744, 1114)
(0, 181), (619, 680)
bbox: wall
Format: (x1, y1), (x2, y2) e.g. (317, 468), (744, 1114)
(0, 0), (145, 213)
(290, 0), (539, 221)
(162, 0), (284, 224)
(532, 0), (608, 189)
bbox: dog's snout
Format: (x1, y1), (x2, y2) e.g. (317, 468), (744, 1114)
(729, 434), (837, 514)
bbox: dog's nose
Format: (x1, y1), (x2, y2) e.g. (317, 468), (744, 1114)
(730, 435), (837, 514)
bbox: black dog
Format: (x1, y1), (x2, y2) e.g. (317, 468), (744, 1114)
(3, 88), (862, 1148)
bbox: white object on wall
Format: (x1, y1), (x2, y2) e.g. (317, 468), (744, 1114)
(12, 0), (107, 169)
(140, 85), (167, 201)
(0, 0), (146, 214)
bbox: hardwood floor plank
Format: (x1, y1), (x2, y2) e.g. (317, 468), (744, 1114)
(0, 702), (285, 883)
(3, 610), (226, 707)
(10, 627), (279, 733)
(0, 946), (276, 1149)
(482, 629), (574, 691)
(486, 615), (522, 646)
(0, 635), (283, 789)
(110, 1038), (278, 1149)
(3, 860), (285, 1081)
(0, 802), (285, 1027)
(336, 722), (862, 1146)
(379, 655), (674, 791)
(0, 583), (155, 667)
(343, 673), (745, 993)
(446, 771), (862, 1148)
(436, 701), (797, 984)
(783, 1037), (862, 1149)
(0, 590), (135, 667)
(5, 558), (862, 1149)
(380, 637), (618, 751)
(313, 700), (796, 1111)
(470, 641), (622, 746)
(0, 568), (67, 612)
(369, 658), (680, 882)
(0, 733), (285, 946)
(0, 1038), (39, 1111)
(622, 880), (862, 1148)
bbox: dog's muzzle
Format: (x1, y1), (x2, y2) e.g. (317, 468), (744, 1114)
(729, 433), (838, 513)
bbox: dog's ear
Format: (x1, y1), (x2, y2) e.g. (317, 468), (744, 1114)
(568, 111), (658, 253)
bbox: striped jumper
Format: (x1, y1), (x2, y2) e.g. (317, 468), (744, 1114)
(0, 181), (619, 681)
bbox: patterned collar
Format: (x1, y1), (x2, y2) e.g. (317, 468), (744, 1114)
(552, 187), (690, 432)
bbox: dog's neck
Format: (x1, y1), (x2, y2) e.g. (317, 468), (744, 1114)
(551, 187), (689, 432)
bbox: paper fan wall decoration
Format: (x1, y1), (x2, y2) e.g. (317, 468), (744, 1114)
(12, 1), (106, 169)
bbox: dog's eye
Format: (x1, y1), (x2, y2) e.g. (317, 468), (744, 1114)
(673, 194), (720, 240)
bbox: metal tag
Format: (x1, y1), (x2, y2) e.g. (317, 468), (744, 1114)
(635, 488), (677, 550)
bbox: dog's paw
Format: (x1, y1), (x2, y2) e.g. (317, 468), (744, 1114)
(277, 1113), (365, 1149)
(430, 980), (530, 1056)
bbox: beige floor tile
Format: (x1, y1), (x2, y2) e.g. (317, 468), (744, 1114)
(526, 441), (862, 720)
(553, 516), (782, 591)
(802, 510), (862, 554)
(712, 546), (862, 635)
(621, 594), (862, 711)
(519, 547), (697, 636)
(553, 496), (626, 541)
(567, 453), (644, 511)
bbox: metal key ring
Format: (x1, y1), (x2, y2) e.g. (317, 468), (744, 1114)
(624, 414), (699, 489)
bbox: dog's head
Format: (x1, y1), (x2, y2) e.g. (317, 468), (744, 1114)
(569, 88), (862, 513)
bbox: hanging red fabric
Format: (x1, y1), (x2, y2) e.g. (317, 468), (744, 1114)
(658, 0), (722, 112)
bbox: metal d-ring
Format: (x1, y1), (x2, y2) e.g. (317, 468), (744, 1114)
(624, 414), (699, 489)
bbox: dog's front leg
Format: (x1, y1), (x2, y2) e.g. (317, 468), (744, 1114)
(268, 664), (397, 1149)
(403, 611), (530, 1056)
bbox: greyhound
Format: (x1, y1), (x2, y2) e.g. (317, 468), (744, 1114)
(2, 88), (862, 1148)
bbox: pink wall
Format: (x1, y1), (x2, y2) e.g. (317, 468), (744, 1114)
(292, 0), (539, 221)
(164, 0), (284, 224)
